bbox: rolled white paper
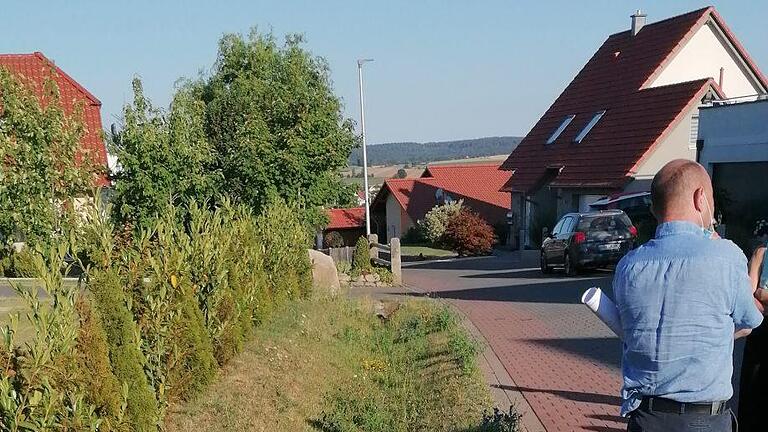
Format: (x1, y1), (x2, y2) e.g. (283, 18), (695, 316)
(581, 287), (623, 339)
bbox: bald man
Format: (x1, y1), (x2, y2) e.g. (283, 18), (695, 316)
(613, 159), (762, 432)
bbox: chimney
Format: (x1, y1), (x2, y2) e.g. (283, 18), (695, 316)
(719, 67), (725, 89)
(631, 9), (647, 36)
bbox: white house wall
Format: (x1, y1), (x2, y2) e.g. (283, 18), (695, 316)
(385, 194), (415, 241)
(630, 105), (698, 189)
(648, 20), (762, 98)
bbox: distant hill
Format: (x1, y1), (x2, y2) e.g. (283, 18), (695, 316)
(348, 136), (522, 166)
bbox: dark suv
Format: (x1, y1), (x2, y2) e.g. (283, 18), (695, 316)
(540, 210), (637, 275)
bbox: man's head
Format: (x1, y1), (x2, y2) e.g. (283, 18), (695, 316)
(650, 159), (714, 227)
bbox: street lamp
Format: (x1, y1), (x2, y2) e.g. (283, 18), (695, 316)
(357, 58), (374, 236)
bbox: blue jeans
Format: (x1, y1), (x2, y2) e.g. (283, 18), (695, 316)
(628, 409), (736, 432)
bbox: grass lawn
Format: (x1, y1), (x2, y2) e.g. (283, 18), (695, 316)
(0, 278), (77, 345)
(165, 297), (497, 432)
(0, 295), (39, 344)
(401, 245), (457, 259)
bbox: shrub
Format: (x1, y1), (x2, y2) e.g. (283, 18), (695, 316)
(0, 245), (105, 430)
(88, 267), (160, 430)
(325, 230), (344, 248)
(443, 209), (496, 256)
(75, 295), (128, 430)
(401, 225), (425, 244)
(335, 260), (352, 276)
(372, 266), (393, 284)
(0, 247), (39, 278)
(1, 196), (315, 428)
(257, 199), (312, 303)
(352, 236), (372, 275)
(420, 200), (463, 245)
(166, 294), (218, 399)
(477, 406), (523, 432)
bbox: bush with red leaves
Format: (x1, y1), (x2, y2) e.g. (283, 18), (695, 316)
(443, 209), (497, 256)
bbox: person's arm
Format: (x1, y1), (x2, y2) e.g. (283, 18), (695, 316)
(732, 258), (764, 336)
(749, 247), (766, 315)
(749, 247), (765, 293)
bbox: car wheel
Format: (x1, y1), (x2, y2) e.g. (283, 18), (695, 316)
(564, 252), (578, 277)
(540, 252), (552, 274)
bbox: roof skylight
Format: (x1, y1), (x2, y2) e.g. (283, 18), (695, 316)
(546, 115), (575, 145)
(574, 110), (606, 143)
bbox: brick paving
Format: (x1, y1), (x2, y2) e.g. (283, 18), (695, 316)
(403, 252), (627, 432)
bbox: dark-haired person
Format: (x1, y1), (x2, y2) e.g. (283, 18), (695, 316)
(738, 220), (768, 432)
(613, 159), (763, 432)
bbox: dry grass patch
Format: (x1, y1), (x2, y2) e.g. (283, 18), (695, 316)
(165, 297), (496, 432)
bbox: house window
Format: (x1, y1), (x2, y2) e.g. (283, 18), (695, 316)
(573, 110), (606, 143)
(546, 115), (575, 144)
(689, 114), (699, 150)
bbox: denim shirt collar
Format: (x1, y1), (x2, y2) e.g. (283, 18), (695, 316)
(655, 221), (704, 238)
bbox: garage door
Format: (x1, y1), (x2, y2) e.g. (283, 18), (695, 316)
(712, 161), (768, 254)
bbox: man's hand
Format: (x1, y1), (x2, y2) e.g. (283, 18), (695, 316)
(735, 328), (753, 339)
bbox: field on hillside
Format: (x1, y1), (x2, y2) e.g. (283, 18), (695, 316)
(342, 154), (508, 187)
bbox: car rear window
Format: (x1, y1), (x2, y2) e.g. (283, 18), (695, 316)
(577, 214), (633, 240)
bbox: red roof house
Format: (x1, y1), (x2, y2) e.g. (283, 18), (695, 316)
(0, 52), (108, 186)
(323, 207), (366, 247)
(371, 163), (512, 241)
(327, 207), (366, 230)
(500, 7), (767, 248)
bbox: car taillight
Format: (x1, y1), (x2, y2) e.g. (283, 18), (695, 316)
(573, 231), (586, 244)
(629, 226), (638, 237)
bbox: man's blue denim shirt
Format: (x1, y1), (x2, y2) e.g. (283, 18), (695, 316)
(613, 221), (763, 416)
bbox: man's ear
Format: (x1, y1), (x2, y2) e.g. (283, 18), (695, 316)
(693, 187), (705, 213)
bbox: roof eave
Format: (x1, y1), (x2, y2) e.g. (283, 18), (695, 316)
(33, 52), (102, 106)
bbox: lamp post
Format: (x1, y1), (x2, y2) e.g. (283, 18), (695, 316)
(357, 58), (374, 236)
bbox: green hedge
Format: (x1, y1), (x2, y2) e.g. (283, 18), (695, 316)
(0, 199), (312, 429)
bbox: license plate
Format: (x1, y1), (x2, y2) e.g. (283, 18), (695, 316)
(599, 243), (621, 251)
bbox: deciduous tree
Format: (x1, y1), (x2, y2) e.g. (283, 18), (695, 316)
(188, 30), (357, 213)
(110, 79), (219, 228)
(0, 69), (100, 245)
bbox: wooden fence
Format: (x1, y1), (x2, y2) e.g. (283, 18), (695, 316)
(318, 246), (354, 264)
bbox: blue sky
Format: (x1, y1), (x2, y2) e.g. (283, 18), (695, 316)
(2, 1), (766, 144)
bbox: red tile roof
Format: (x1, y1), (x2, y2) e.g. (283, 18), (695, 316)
(0, 52), (108, 186)
(374, 163), (511, 224)
(376, 177), (442, 222)
(422, 163), (512, 209)
(500, 7), (764, 193)
(327, 207), (366, 230)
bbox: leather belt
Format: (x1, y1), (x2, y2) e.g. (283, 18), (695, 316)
(639, 397), (727, 415)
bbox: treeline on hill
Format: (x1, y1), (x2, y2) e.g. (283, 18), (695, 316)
(0, 30), (353, 429)
(348, 136), (522, 166)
